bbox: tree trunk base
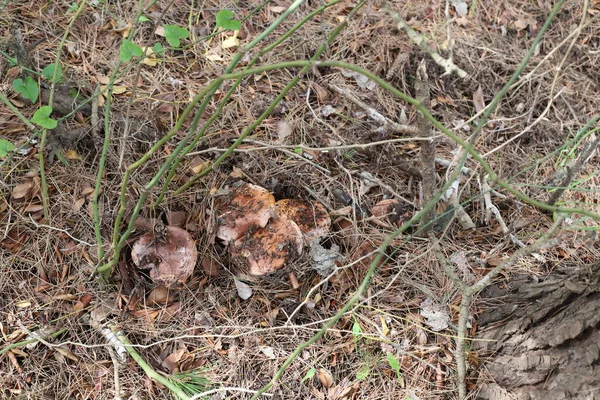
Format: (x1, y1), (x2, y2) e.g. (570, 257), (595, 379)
(473, 266), (600, 399)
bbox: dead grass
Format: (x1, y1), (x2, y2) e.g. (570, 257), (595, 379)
(1, 0), (600, 399)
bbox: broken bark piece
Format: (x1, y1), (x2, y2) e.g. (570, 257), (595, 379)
(216, 183), (275, 242)
(231, 217), (303, 276)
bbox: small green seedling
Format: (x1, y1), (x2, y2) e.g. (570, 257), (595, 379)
(137, 15), (150, 23)
(67, 2), (78, 12)
(356, 364), (370, 380)
(301, 367), (316, 383)
(162, 25), (189, 47)
(386, 352), (405, 386)
(12, 77), (39, 103)
(0, 139), (15, 157)
(42, 63), (63, 83)
(215, 9), (241, 31)
(120, 39), (143, 62)
(31, 106), (58, 129)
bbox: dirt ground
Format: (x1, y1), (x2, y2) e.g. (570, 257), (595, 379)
(1, 0), (599, 399)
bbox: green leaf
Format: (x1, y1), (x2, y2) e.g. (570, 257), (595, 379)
(119, 39), (143, 62)
(67, 2), (78, 12)
(386, 352), (400, 373)
(31, 106), (58, 129)
(42, 63), (63, 83)
(301, 367), (316, 383)
(215, 9), (241, 31)
(0, 139), (15, 157)
(152, 42), (165, 55)
(162, 24), (189, 47)
(137, 15), (150, 22)
(12, 77), (39, 103)
(356, 365), (370, 380)
(352, 321), (363, 341)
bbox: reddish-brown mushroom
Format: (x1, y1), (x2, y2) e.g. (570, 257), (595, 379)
(275, 199), (330, 242)
(131, 226), (197, 286)
(230, 217), (303, 276)
(216, 183), (275, 242)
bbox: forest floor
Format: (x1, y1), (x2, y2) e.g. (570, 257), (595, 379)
(1, 0), (599, 399)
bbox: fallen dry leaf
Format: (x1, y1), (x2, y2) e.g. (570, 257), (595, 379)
(131, 226), (197, 286)
(231, 217), (303, 276)
(317, 368), (334, 388)
(473, 85), (485, 113)
(12, 181), (34, 200)
(216, 183), (275, 242)
(146, 286), (173, 306)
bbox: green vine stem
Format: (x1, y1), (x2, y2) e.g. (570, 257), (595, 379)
(154, 0), (343, 206)
(117, 330), (190, 400)
(38, 0), (87, 220)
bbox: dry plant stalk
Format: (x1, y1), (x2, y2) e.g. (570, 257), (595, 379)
(383, 4), (467, 78)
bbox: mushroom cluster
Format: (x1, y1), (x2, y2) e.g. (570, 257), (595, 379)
(216, 183), (330, 276)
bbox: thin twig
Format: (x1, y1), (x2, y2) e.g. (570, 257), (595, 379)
(329, 84), (420, 135)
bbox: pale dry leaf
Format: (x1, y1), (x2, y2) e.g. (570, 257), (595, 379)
(259, 346), (276, 359)
(276, 120), (293, 143)
(310, 239), (341, 277)
(317, 368), (334, 388)
(12, 182), (34, 200)
(146, 286), (173, 306)
(472, 85), (485, 113)
(234, 277), (253, 299)
(420, 298), (450, 332)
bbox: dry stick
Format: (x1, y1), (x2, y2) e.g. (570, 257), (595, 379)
(383, 4), (467, 78)
(435, 214), (565, 399)
(415, 59), (436, 233)
(481, 175), (508, 234)
(329, 84), (420, 135)
(185, 135), (441, 157)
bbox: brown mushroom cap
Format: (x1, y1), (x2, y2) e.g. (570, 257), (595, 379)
(275, 199), (330, 242)
(216, 183), (275, 242)
(231, 217), (303, 276)
(131, 226), (197, 286)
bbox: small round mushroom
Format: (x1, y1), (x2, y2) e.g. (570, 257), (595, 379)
(131, 226), (197, 286)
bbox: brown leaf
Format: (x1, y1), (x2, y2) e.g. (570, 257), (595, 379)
(166, 211), (187, 228)
(146, 286), (173, 306)
(201, 256), (222, 277)
(12, 181), (34, 200)
(317, 368), (334, 388)
(472, 86), (485, 113)
(514, 19), (529, 30)
(161, 348), (185, 374)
